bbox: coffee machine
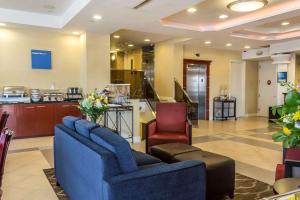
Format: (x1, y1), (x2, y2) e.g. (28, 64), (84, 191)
(65, 87), (83, 102)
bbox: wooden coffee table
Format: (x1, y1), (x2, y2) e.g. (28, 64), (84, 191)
(273, 178), (300, 194)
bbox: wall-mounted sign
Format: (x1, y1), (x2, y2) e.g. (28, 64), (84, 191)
(31, 50), (52, 69)
(277, 72), (287, 83)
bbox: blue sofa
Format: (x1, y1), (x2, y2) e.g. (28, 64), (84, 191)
(54, 116), (206, 200)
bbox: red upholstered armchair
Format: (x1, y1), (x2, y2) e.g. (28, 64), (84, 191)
(145, 102), (192, 153)
(0, 112), (9, 133)
(275, 148), (300, 181)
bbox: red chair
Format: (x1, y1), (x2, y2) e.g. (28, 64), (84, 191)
(0, 129), (13, 199)
(0, 113), (9, 133)
(275, 148), (300, 180)
(145, 102), (192, 153)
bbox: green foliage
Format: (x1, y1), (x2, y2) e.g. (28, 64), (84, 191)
(272, 82), (300, 148)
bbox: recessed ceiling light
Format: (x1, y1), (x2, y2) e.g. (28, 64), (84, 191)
(226, 43), (232, 47)
(281, 21), (290, 26)
(0, 23), (6, 27)
(204, 41), (212, 45)
(227, 0), (268, 12)
(128, 44), (134, 47)
(187, 7), (197, 13)
(116, 48), (120, 51)
(144, 39), (151, 42)
(113, 35), (120, 39)
(93, 15), (102, 20)
(244, 45), (251, 49)
(219, 14), (228, 19)
(72, 31), (80, 35)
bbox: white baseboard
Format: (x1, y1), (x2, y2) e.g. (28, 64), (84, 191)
(243, 113), (258, 117)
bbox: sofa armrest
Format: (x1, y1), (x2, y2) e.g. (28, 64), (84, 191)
(146, 119), (157, 137)
(186, 119), (192, 145)
(284, 159), (300, 178)
(105, 160), (206, 200)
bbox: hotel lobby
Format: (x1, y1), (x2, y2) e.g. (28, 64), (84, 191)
(1, 0), (300, 200)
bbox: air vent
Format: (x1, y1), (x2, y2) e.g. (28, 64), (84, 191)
(133, 0), (153, 9)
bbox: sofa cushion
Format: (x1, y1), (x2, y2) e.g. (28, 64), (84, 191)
(90, 127), (138, 173)
(75, 120), (99, 138)
(132, 150), (161, 166)
(156, 103), (187, 133)
(63, 116), (80, 131)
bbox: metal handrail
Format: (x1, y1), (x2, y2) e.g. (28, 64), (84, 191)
(143, 78), (160, 112)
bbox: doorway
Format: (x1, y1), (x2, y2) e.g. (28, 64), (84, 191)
(258, 61), (277, 117)
(183, 59), (210, 120)
(229, 60), (246, 117)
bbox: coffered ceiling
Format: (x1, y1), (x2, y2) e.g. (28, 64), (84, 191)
(0, 0), (300, 51)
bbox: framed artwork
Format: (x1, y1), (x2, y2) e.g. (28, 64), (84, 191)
(277, 72), (287, 83)
(31, 50), (52, 69)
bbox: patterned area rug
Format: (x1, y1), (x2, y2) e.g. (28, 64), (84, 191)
(43, 169), (275, 200)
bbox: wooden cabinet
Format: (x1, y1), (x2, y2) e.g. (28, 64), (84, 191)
(0, 102), (81, 139)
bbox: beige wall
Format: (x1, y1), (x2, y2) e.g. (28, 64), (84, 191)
(245, 61), (258, 114)
(0, 27), (110, 93)
(0, 27), (81, 89)
(155, 42), (242, 118)
(84, 32), (110, 92)
(154, 41), (183, 99)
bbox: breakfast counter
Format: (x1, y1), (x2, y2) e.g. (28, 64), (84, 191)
(0, 101), (82, 138)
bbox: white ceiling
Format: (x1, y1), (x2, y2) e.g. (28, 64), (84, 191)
(0, 0), (75, 16)
(1, 0), (300, 51)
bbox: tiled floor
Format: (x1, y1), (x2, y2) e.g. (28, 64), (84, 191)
(2, 117), (282, 200)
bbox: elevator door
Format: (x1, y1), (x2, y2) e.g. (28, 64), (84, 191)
(186, 65), (207, 120)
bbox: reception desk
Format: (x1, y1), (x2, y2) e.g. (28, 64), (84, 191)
(0, 102), (82, 138)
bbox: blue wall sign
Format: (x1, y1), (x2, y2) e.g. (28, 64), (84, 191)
(31, 50), (52, 69)
(277, 72), (287, 83)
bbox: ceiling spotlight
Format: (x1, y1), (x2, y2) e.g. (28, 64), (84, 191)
(72, 31), (80, 35)
(116, 48), (120, 51)
(0, 23), (6, 27)
(144, 39), (151, 42)
(204, 41), (212, 45)
(187, 7), (197, 13)
(227, 0), (268, 12)
(226, 43), (232, 47)
(219, 14), (228, 19)
(113, 35), (120, 39)
(281, 21), (290, 26)
(128, 44), (134, 47)
(244, 45), (251, 49)
(93, 15), (102, 20)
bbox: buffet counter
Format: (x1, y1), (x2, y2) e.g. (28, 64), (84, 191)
(0, 101), (82, 138)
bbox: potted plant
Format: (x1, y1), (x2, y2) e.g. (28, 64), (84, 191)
(79, 92), (109, 123)
(272, 82), (300, 148)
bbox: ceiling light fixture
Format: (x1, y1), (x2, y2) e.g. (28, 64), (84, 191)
(0, 23), (6, 27)
(219, 14), (228, 19)
(227, 0), (268, 12)
(187, 7), (197, 13)
(226, 43), (232, 47)
(72, 31), (80, 35)
(244, 45), (251, 49)
(144, 39), (151, 42)
(281, 21), (290, 26)
(204, 41), (212, 45)
(93, 15), (102, 20)
(113, 35), (120, 39)
(116, 48), (120, 51)
(128, 44), (134, 47)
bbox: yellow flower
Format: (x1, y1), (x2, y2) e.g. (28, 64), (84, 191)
(103, 96), (108, 104)
(283, 127), (292, 136)
(292, 111), (300, 121)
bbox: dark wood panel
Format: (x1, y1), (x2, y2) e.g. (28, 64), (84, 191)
(35, 104), (55, 136)
(17, 104), (36, 138)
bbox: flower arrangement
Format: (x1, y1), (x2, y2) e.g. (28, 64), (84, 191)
(272, 82), (300, 148)
(79, 92), (109, 123)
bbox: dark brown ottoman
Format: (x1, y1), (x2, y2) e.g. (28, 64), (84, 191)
(151, 143), (235, 200)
